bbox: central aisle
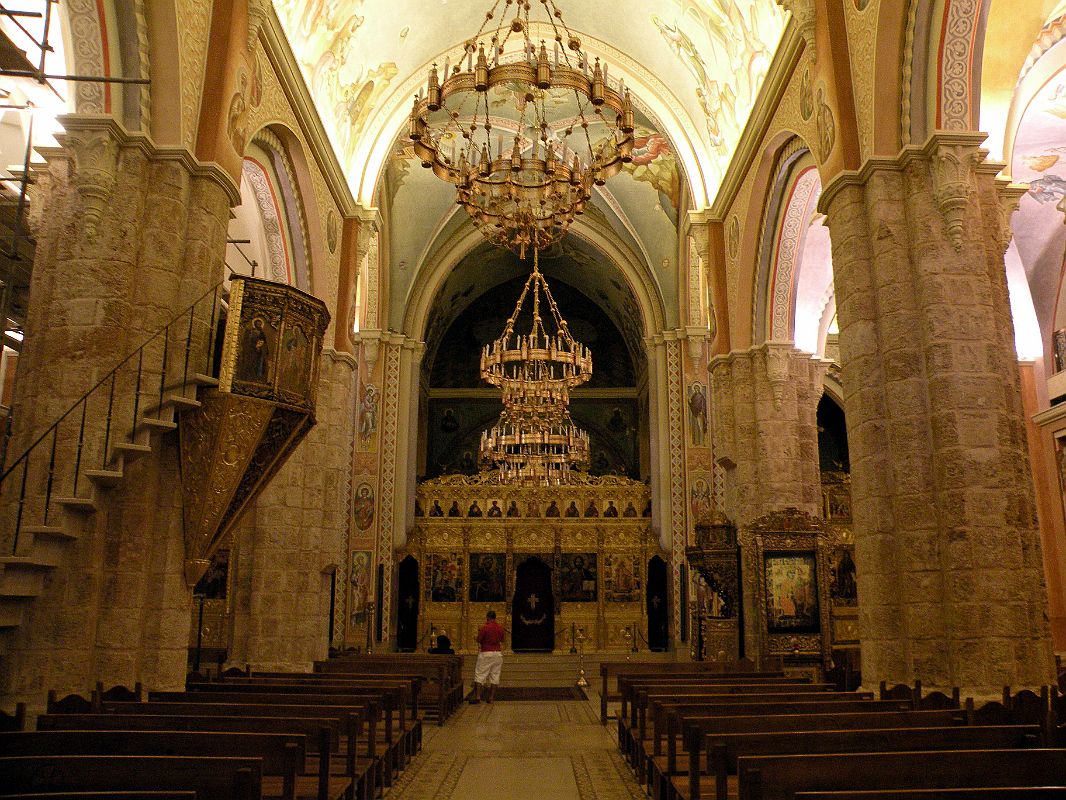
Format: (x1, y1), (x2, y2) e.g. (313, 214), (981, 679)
(386, 698), (644, 799)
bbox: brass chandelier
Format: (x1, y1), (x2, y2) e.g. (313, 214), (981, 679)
(479, 250), (591, 485)
(409, 0), (635, 257)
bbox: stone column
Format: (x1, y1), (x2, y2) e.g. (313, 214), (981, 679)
(818, 132), (1056, 695)
(646, 333), (689, 645)
(710, 343), (825, 656)
(228, 350), (358, 671)
(0, 116), (235, 710)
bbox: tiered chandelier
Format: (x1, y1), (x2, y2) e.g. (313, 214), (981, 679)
(478, 250), (591, 485)
(409, 0), (635, 258)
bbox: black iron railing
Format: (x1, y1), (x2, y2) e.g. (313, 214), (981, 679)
(3, 281), (227, 555)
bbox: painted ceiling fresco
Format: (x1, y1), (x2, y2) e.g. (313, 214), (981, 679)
(1010, 37), (1066, 360)
(271, 0), (788, 204)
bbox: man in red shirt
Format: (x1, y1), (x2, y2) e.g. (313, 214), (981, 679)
(471, 609), (505, 704)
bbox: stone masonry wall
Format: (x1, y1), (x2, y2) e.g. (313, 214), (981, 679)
(710, 342), (825, 658)
(228, 352), (357, 671)
(0, 118), (233, 712)
(819, 133), (1055, 695)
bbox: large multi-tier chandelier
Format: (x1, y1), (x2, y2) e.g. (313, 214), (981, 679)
(479, 250), (591, 485)
(409, 0), (635, 257)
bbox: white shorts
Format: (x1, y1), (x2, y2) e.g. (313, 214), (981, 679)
(473, 651), (503, 685)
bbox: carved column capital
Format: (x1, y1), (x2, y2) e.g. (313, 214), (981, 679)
(777, 0), (816, 63)
(247, 0), (270, 50)
(58, 120), (123, 240)
(995, 179), (1027, 254)
(928, 137), (982, 252)
(759, 341), (795, 410)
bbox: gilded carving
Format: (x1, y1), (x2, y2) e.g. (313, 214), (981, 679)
(749, 507), (833, 664)
(247, 0), (270, 50)
(404, 472), (663, 652)
(182, 277), (330, 586)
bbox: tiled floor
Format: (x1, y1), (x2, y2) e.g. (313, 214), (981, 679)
(386, 697), (643, 799)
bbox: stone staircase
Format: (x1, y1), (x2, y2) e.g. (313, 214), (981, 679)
(0, 373), (218, 653)
(0, 282), (227, 661)
(461, 651), (676, 691)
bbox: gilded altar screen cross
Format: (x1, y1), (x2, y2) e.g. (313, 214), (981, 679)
(528, 593), (540, 609)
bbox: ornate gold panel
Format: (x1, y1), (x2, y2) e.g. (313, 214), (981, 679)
(180, 277), (329, 586)
(750, 507), (833, 666)
(402, 472), (663, 653)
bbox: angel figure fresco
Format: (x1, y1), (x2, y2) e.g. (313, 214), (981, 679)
(339, 63), (400, 161)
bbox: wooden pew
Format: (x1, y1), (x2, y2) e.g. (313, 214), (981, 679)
(624, 683), (843, 750)
(203, 675), (424, 722)
(675, 725), (1041, 800)
(647, 709), (963, 799)
(93, 701), (383, 796)
(795, 791), (1066, 799)
(0, 703), (26, 731)
(629, 695), (874, 783)
(34, 715), (376, 800)
(599, 664), (786, 724)
(0, 730), (338, 800)
(625, 690), (880, 763)
(654, 700), (923, 777)
(311, 655), (464, 724)
(614, 678), (821, 746)
(0, 755), (263, 800)
(648, 712), (959, 800)
(178, 681), (422, 762)
(735, 748), (1066, 800)
(148, 689), (407, 773)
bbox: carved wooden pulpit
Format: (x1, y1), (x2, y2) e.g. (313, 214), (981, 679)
(686, 516), (741, 661)
(179, 277), (330, 586)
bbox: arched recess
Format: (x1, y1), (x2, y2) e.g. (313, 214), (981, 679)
(751, 135), (835, 357)
(420, 252), (647, 481)
(401, 217), (667, 347)
(227, 127), (312, 292)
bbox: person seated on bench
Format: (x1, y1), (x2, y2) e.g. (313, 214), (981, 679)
(429, 634), (454, 655)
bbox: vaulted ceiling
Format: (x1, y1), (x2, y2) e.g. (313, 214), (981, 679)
(272, 0), (789, 207)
